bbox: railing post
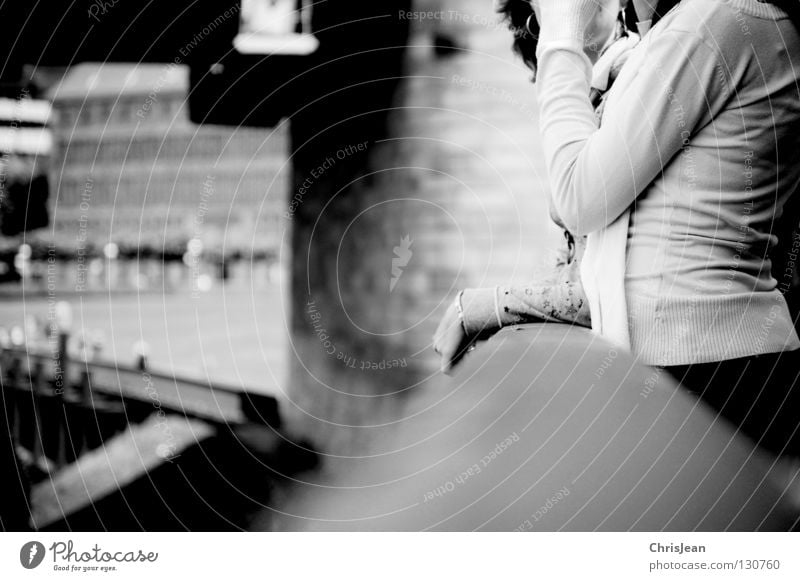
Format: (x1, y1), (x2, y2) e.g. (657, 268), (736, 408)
(54, 301), (72, 398)
(3, 350), (24, 453)
(77, 369), (93, 454)
(30, 359), (46, 470)
(133, 340), (149, 372)
(53, 302), (73, 467)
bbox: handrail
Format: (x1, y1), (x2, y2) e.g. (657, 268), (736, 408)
(0, 346), (279, 426)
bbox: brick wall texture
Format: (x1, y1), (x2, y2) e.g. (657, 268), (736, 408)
(285, 0), (562, 454)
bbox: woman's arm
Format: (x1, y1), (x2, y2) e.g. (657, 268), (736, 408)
(460, 280), (591, 334)
(534, 2), (730, 235)
(433, 275), (590, 374)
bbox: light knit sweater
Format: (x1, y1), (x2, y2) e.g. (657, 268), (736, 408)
(536, 0), (800, 365)
(458, 32), (638, 336)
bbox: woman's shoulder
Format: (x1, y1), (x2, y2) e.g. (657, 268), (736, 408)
(647, 0), (784, 63)
(651, 0), (800, 81)
(660, 0), (791, 36)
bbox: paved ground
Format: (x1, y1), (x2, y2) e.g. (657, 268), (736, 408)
(0, 284), (288, 396)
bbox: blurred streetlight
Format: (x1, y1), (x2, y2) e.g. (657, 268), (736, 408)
(10, 325), (24, 346)
(13, 243), (32, 277)
(103, 242), (119, 260)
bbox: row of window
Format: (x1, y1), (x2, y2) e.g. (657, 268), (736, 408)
(55, 131), (287, 167)
(53, 175), (290, 206)
(55, 96), (188, 128)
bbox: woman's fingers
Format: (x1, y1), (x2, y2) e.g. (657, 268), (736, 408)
(433, 301), (472, 374)
(441, 330), (476, 375)
(438, 320), (472, 375)
(440, 331), (462, 375)
(433, 304), (457, 350)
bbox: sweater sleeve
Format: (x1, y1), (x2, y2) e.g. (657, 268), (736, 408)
(535, 29), (730, 235)
(460, 278), (591, 336)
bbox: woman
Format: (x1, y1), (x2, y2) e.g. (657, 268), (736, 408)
(435, 0), (800, 454)
(434, 0), (656, 371)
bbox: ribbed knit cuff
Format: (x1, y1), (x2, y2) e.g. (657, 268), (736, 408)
(536, 1), (604, 49)
(461, 288), (504, 337)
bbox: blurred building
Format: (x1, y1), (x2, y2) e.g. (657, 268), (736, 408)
(0, 96), (52, 241)
(45, 63), (289, 258)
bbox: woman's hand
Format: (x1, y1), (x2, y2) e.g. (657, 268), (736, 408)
(531, 0), (620, 60)
(433, 299), (476, 375)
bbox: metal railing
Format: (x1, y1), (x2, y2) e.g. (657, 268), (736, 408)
(1, 338), (280, 479)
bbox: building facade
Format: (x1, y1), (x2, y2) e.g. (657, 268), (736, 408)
(46, 63), (289, 258)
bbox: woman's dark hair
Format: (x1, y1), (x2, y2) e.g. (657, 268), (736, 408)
(497, 0), (540, 73)
(498, 0), (682, 74)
